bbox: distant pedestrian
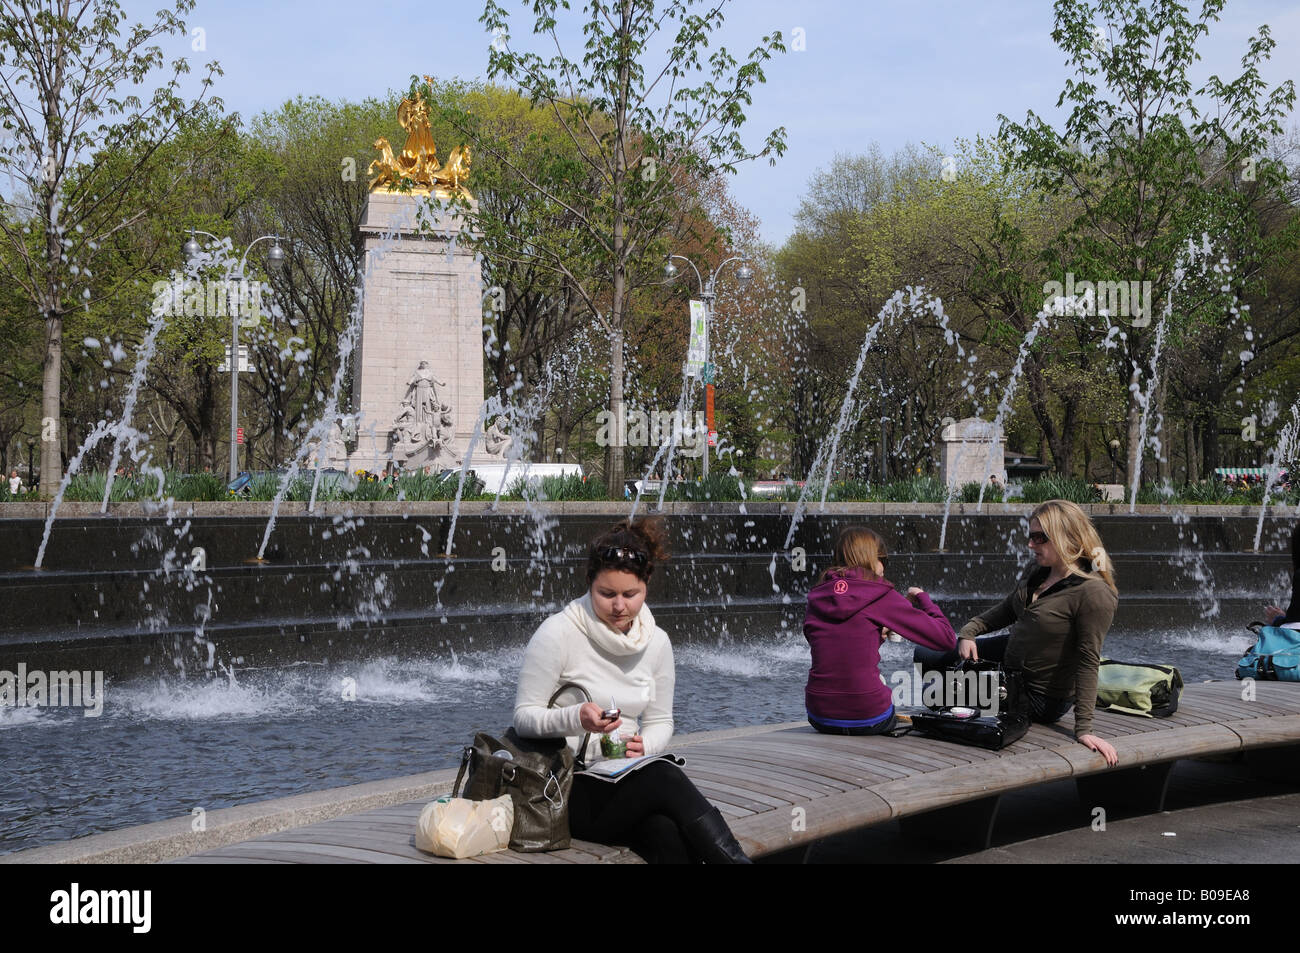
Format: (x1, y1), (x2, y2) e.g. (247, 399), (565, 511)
(8, 470), (20, 494)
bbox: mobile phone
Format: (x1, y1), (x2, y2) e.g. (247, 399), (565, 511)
(601, 706), (621, 721)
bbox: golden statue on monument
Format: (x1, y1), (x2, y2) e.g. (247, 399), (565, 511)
(368, 80), (472, 197)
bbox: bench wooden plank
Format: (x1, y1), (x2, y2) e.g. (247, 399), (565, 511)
(690, 739), (910, 782)
(727, 788), (895, 856)
(686, 777), (784, 813)
(688, 748), (864, 786)
(687, 752), (859, 795)
(1221, 713), (1300, 747)
(894, 733), (1005, 762)
(685, 762), (831, 802)
(1241, 683), (1300, 710)
(769, 721), (998, 762)
(247, 828), (434, 862)
(724, 750), (910, 788)
(774, 728), (979, 769)
(1205, 680), (1300, 710)
(871, 749), (1075, 817)
(191, 850), (367, 864)
(726, 739), (916, 782)
(702, 799), (753, 819)
(1186, 687), (1300, 717)
(1176, 697), (1273, 721)
(1052, 723), (1244, 776)
(200, 839), (425, 864)
(463, 850), (547, 864)
(560, 840), (634, 861)
(170, 855), (294, 864)
(279, 818), (620, 864)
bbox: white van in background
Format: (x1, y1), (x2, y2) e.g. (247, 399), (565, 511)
(447, 462), (585, 495)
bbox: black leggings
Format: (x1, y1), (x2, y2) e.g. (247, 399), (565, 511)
(568, 761), (713, 864)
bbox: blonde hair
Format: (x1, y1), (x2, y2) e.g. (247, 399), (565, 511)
(1031, 499), (1118, 594)
(822, 526), (888, 583)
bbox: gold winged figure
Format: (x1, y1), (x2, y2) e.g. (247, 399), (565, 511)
(368, 84), (472, 197)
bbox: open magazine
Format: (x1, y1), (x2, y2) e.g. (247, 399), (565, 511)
(578, 753), (684, 783)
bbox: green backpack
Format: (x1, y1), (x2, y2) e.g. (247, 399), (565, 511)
(1095, 659), (1184, 718)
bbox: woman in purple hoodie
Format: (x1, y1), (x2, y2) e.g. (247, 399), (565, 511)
(804, 526), (957, 734)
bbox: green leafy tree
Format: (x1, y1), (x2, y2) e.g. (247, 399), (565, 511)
(443, 0), (786, 494)
(0, 0), (221, 495)
(999, 0), (1296, 483)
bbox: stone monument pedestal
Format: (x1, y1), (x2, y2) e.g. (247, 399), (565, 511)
(940, 417), (1007, 488)
(325, 191), (493, 473)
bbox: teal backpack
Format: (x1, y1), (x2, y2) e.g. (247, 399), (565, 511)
(1236, 624), (1300, 682)
(1095, 659), (1184, 718)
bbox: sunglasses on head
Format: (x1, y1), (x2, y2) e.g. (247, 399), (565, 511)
(599, 546), (648, 566)
(1027, 531), (1050, 545)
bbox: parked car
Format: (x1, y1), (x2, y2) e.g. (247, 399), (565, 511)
(227, 467), (353, 497)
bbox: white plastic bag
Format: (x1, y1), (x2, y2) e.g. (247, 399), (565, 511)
(415, 795), (513, 859)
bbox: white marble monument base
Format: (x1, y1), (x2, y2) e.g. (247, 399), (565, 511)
(325, 191), (485, 472)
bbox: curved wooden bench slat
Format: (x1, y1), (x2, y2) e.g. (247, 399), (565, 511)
(162, 681), (1300, 864)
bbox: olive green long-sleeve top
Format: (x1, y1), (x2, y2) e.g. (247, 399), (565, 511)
(958, 567), (1118, 738)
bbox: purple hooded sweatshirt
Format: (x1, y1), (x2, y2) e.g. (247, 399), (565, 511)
(804, 568), (957, 723)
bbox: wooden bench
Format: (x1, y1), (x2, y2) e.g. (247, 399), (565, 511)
(173, 681), (1300, 864)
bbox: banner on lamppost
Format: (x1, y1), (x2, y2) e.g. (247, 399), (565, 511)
(685, 300), (707, 377)
(218, 345), (250, 373)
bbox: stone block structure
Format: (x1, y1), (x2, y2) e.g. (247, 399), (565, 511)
(325, 192), (488, 472)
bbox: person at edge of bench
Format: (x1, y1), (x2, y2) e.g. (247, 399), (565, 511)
(914, 498), (1121, 767)
(803, 525), (957, 735)
(1264, 523), (1300, 628)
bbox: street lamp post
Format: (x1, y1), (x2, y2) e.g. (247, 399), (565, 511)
(1109, 438), (1120, 485)
(26, 437), (35, 492)
(663, 254), (753, 479)
(183, 230), (286, 481)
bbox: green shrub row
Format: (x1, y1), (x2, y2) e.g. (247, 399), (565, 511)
(7, 470), (1298, 506)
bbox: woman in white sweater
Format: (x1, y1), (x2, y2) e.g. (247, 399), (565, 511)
(513, 517), (750, 863)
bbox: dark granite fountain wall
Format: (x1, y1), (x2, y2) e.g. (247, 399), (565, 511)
(0, 506), (1292, 674)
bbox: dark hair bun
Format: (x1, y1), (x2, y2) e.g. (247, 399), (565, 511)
(587, 517), (670, 583)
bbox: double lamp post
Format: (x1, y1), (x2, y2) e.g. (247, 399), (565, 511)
(182, 229), (287, 481)
(663, 254), (752, 479)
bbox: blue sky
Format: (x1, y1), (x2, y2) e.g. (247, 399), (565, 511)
(123, 0), (1299, 245)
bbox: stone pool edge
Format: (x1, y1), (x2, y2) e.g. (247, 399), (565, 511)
(2, 500), (1296, 519)
(0, 721), (804, 864)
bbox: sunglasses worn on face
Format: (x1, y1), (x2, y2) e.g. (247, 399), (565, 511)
(599, 546), (648, 566)
(1027, 532), (1050, 545)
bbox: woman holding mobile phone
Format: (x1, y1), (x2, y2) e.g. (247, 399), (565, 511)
(512, 517), (751, 863)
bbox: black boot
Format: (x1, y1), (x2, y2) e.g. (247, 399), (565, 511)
(682, 807), (753, 864)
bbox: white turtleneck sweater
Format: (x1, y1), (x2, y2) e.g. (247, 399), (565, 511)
(513, 593), (675, 763)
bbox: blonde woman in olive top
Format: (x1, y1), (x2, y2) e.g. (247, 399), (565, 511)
(915, 499), (1120, 766)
